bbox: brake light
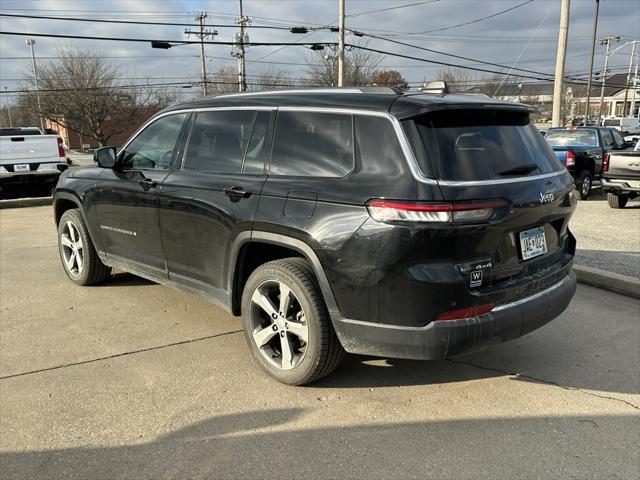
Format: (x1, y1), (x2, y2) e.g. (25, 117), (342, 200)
(57, 136), (65, 158)
(435, 304), (494, 321)
(602, 153), (610, 172)
(565, 150), (575, 168)
(366, 199), (508, 224)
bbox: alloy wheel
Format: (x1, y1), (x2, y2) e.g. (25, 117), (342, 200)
(249, 280), (309, 370)
(60, 220), (84, 278)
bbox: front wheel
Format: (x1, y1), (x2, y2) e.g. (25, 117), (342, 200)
(607, 192), (629, 209)
(577, 171), (592, 200)
(241, 258), (345, 385)
(58, 209), (111, 285)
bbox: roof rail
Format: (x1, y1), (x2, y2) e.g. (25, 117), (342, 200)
(216, 87), (401, 98)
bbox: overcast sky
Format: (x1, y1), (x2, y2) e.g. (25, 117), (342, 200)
(1, 0), (639, 100)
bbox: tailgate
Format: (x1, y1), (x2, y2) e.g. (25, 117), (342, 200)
(607, 152), (640, 177)
(0, 135), (61, 165)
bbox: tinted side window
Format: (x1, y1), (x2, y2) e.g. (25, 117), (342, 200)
(271, 111), (353, 177)
(356, 115), (405, 173)
(242, 112), (270, 175)
(610, 129), (625, 147)
(184, 110), (255, 174)
(121, 113), (187, 170)
(601, 129), (615, 147)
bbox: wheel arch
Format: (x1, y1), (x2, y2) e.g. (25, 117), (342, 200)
(53, 192), (102, 254)
(229, 231), (339, 317)
(53, 192), (82, 226)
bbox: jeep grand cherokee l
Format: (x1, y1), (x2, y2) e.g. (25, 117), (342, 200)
(53, 88), (577, 385)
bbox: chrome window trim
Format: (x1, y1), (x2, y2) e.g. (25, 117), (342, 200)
(121, 105), (568, 187)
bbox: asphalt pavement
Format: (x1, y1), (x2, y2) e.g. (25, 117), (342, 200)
(570, 189), (640, 278)
(0, 206), (639, 480)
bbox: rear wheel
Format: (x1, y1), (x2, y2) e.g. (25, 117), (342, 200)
(58, 209), (111, 285)
(577, 171), (592, 200)
(607, 192), (629, 209)
(241, 258), (345, 385)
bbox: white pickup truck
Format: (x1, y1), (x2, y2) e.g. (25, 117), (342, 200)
(0, 127), (69, 196)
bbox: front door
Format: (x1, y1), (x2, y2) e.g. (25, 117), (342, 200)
(94, 112), (188, 278)
(159, 109), (272, 300)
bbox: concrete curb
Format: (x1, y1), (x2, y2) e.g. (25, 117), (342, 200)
(574, 264), (640, 300)
(0, 197), (52, 209)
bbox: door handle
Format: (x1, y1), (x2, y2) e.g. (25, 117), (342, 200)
(138, 177), (157, 190)
(224, 186), (251, 200)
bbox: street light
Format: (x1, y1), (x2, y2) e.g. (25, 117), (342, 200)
(26, 38), (45, 132)
(3, 86), (12, 128)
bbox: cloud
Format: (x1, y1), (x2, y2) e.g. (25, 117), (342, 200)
(0, 0), (638, 100)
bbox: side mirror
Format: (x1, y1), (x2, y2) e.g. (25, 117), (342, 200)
(625, 140), (636, 148)
(94, 147), (117, 168)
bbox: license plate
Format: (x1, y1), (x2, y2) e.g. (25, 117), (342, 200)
(519, 226), (547, 261)
(14, 164), (30, 172)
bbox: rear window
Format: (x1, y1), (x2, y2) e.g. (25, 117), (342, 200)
(403, 110), (563, 181)
(603, 119), (620, 127)
(546, 129), (598, 147)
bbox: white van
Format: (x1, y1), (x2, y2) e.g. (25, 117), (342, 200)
(602, 117), (640, 135)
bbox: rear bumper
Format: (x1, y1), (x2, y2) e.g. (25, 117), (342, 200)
(332, 272), (576, 360)
(601, 176), (640, 193)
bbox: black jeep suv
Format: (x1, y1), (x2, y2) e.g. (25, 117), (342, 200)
(53, 88), (577, 385)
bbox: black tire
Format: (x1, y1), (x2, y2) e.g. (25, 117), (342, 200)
(57, 208), (111, 285)
(241, 257), (345, 385)
(607, 192), (628, 209)
(577, 171), (592, 200)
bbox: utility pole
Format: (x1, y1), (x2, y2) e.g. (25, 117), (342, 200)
(598, 35), (620, 124)
(338, 0), (345, 87)
(622, 41), (638, 116)
(185, 12), (217, 96)
(3, 86), (12, 128)
(552, 0), (570, 127)
(632, 64), (639, 117)
(234, 0), (250, 92)
(26, 38), (45, 132)
(583, 0), (599, 123)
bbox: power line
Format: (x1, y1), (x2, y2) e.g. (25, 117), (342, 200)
(0, 30), (336, 48)
(410, 0), (535, 35)
(347, 44), (632, 88)
(347, 0), (440, 18)
(0, 13), (292, 30)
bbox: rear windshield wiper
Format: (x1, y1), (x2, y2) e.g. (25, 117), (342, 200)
(497, 163), (540, 176)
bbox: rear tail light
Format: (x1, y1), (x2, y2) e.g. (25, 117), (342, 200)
(366, 199), (509, 224)
(435, 304), (494, 321)
(602, 153), (610, 172)
(57, 136), (65, 158)
(565, 150), (575, 168)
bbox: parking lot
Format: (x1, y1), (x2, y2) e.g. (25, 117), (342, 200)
(0, 205), (639, 479)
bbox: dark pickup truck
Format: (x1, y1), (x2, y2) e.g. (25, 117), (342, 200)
(545, 126), (632, 199)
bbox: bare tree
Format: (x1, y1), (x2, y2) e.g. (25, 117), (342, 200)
(251, 68), (295, 90)
(305, 43), (382, 87)
(19, 48), (154, 146)
(435, 67), (474, 93)
(209, 66), (239, 94)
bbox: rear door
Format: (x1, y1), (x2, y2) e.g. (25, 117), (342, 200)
(94, 112), (188, 278)
(402, 108), (576, 303)
(158, 108), (272, 299)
